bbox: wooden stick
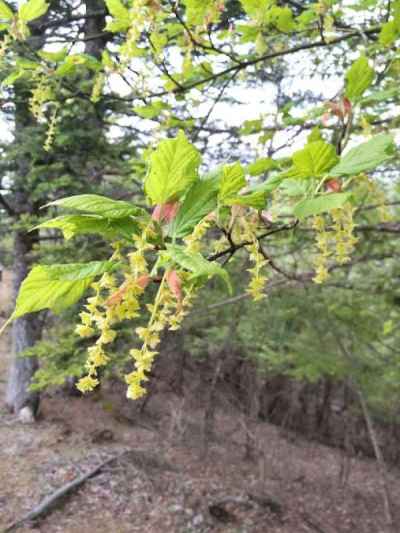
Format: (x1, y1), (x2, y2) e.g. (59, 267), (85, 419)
(3, 454), (121, 533)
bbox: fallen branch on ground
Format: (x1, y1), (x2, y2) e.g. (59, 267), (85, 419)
(3, 454), (122, 533)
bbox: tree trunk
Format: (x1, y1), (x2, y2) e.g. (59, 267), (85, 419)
(5, 230), (41, 421)
(3, 5), (52, 420)
(84, 0), (108, 58)
(5, 84), (41, 420)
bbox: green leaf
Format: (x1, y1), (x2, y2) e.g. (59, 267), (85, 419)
(182, 0), (215, 25)
(240, 118), (263, 135)
(361, 88), (398, 105)
(271, 6), (294, 32)
(330, 134), (395, 176)
(55, 54), (101, 77)
(307, 127), (322, 143)
(167, 245), (232, 293)
(134, 100), (169, 119)
(379, 20), (400, 46)
(240, 0), (270, 18)
(278, 178), (307, 197)
(292, 141), (338, 178)
(2, 69), (25, 86)
(12, 261), (115, 318)
(105, 0), (129, 19)
(293, 192), (352, 219)
(226, 191), (267, 210)
(169, 178), (218, 238)
(46, 194), (145, 219)
(105, 18), (131, 32)
(0, 0), (13, 20)
(145, 130), (201, 205)
(218, 163), (246, 202)
(247, 158), (275, 176)
(345, 56), (374, 101)
(38, 47), (68, 63)
(249, 173), (284, 194)
(35, 214), (139, 241)
(19, 0), (49, 22)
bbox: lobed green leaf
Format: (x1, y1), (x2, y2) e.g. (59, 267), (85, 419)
(0, 0), (13, 20)
(19, 0), (49, 22)
(12, 261), (115, 318)
(292, 141), (338, 179)
(218, 163), (246, 203)
(169, 178), (218, 238)
(35, 214), (140, 241)
(145, 131), (201, 205)
(330, 134), (395, 176)
(293, 192), (352, 219)
(345, 56), (374, 101)
(46, 194), (145, 219)
(167, 245), (232, 293)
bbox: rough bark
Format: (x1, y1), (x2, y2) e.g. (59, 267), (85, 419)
(84, 0), (109, 58)
(5, 84), (42, 419)
(5, 230), (41, 420)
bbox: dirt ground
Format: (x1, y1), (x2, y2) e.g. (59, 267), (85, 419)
(1, 269), (400, 533)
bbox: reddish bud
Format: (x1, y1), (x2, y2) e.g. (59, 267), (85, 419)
(342, 97), (352, 116)
(166, 270), (182, 303)
(325, 97), (352, 122)
(136, 274), (151, 290)
(106, 282), (128, 307)
(322, 112), (330, 126)
(326, 101), (343, 119)
(260, 210), (274, 224)
(325, 179), (342, 193)
(152, 202), (180, 223)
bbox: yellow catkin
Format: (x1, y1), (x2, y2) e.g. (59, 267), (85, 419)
(91, 72), (105, 103)
(184, 215), (213, 253)
(43, 105), (59, 152)
(126, 276), (196, 399)
(29, 73), (54, 121)
(312, 215), (331, 284)
(331, 203), (358, 264)
(240, 215), (268, 301)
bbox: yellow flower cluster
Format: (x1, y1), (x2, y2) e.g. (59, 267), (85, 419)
(312, 215), (331, 284)
(331, 203), (358, 264)
(184, 215), (214, 253)
(126, 275), (196, 399)
(312, 205), (358, 283)
(44, 105), (59, 152)
(76, 267), (153, 394)
(76, 273), (117, 393)
(240, 216), (268, 301)
(119, 0), (158, 65)
(90, 72), (105, 103)
(212, 235), (229, 254)
(29, 74), (53, 121)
